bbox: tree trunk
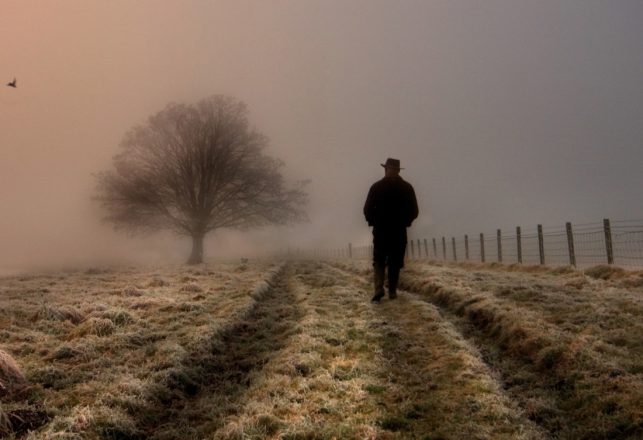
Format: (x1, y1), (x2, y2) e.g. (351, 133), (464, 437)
(187, 232), (205, 265)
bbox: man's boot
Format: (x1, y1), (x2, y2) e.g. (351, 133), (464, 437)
(388, 266), (400, 299)
(371, 262), (385, 302)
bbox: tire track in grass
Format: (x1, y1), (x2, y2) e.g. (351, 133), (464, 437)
(397, 264), (643, 440)
(320, 262), (546, 439)
(211, 260), (386, 439)
(211, 260), (483, 439)
(114, 264), (303, 440)
(28, 264), (282, 439)
(404, 261), (642, 373)
(333, 260), (643, 440)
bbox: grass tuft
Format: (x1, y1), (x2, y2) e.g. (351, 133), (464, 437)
(363, 384), (387, 394)
(147, 278), (168, 288)
(122, 286), (143, 297)
(584, 265), (625, 280)
(0, 349), (27, 397)
(252, 414), (285, 436)
(294, 362), (311, 377)
(536, 345), (567, 371)
(29, 366), (69, 390)
(378, 415), (410, 432)
(100, 309), (136, 326)
(36, 305), (86, 324)
(0, 407), (10, 437)
(73, 317), (116, 337)
(92, 406), (142, 440)
(179, 283), (203, 293)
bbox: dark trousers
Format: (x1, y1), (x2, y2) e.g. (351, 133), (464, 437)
(372, 228), (407, 296)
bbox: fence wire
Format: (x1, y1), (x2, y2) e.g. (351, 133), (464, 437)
(308, 219), (643, 269)
(336, 219), (643, 269)
(574, 230), (608, 266)
(613, 228), (643, 266)
(542, 232), (570, 265)
(484, 236), (499, 262)
(521, 234), (541, 265)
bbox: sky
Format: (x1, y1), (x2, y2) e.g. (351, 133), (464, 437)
(1, 0), (642, 271)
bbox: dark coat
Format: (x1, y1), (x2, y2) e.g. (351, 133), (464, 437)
(363, 175), (418, 233)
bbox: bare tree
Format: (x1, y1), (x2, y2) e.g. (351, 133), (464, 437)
(95, 95), (308, 264)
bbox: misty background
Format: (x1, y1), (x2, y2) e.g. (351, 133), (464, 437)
(1, 0), (642, 273)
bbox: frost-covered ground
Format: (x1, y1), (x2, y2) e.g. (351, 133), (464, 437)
(0, 260), (641, 439)
(0, 262), (277, 438)
(335, 259), (643, 439)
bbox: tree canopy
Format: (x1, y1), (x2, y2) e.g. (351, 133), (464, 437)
(95, 95), (308, 263)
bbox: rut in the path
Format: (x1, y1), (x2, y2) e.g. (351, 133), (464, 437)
(396, 265), (643, 440)
(329, 261), (642, 440)
(135, 266), (303, 440)
(318, 262), (546, 439)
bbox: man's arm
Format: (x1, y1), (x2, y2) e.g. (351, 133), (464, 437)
(406, 184), (419, 226)
(363, 185), (376, 226)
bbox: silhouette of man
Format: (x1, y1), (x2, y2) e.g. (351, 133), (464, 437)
(364, 158), (418, 302)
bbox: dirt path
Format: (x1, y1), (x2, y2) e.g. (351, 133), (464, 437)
(200, 261), (545, 439)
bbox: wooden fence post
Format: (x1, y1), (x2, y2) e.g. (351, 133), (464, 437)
(442, 236), (447, 260)
(480, 233), (485, 263)
(516, 226), (522, 264)
(424, 239), (429, 258)
(452, 237), (457, 261)
(538, 224), (545, 265)
(348, 243), (352, 259)
(497, 229), (502, 263)
(603, 218), (614, 265)
(432, 238), (438, 259)
(410, 240), (415, 259)
(566, 222), (576, 266)
(417, 239), (422, 259)
(464, 234), (469, 260)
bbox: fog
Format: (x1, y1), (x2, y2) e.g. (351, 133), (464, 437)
(1, 0), (642, 273)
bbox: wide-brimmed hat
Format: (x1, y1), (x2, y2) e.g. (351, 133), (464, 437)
(381, 158), (403, 170)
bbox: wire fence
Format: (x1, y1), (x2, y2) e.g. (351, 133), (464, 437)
(302, 218), (643, 269)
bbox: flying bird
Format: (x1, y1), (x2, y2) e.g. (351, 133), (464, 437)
(7, 78), (16, 88)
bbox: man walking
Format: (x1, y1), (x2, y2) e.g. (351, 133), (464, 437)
(363, 158), (419, 302)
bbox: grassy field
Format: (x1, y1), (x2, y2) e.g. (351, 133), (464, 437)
(0, 260), (641, 439)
